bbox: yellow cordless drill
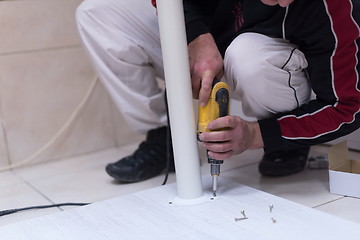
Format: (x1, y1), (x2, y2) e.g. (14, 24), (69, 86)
(198, 78), (230, 197)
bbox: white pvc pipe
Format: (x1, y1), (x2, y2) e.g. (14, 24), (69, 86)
(156, 0), (203, 199)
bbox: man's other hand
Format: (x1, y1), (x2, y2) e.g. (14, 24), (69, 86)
(188, 33), (224, 106)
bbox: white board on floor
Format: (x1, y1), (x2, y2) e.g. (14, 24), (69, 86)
(0, 177), (359, 240)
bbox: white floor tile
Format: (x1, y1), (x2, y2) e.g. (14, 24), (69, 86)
(0, 183), (60, 226)
(27, 163), (176, 204)
(0, 171), (23, 188)
(315, 197), (360, 224)
(220, 146), (343, 208)
(221, 162), (343, 208)
(15, 145), (176, 204)
(13, 146), (136, 182)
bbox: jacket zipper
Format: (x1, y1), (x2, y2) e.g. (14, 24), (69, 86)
(282, 6), (289, 39)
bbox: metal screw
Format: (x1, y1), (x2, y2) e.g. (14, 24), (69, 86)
(234, 217), (248, 222)
(269, 205), (274, 213)
(234, 210), (248, 222)
(240, 210), (247, 218)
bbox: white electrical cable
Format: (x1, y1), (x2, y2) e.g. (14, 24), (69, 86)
(0, 75), (99, 171)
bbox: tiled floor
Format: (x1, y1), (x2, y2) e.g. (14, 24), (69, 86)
(0, 143), (359, 227)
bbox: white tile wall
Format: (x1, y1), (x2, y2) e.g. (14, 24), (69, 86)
(0, 0), (140, 168)
(0, 46), (113, 165)
(0, 0), (83, 54)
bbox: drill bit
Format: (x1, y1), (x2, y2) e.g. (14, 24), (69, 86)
(210, 160), (222, 197)
(212, 174), (218, 197)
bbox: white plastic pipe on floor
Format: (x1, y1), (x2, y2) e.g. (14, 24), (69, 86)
(156, 0), (203, 199)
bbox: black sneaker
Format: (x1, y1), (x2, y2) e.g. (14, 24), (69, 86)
(106, 126), (175, 182)
(258, 147), (310, 177)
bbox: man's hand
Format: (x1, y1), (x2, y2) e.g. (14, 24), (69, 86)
(188, 33), (224, 106)
(198, 116), (264, 160)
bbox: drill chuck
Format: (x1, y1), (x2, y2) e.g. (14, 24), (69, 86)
(209, 158), (223, 176)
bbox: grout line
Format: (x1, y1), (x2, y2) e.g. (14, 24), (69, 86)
(11, 171), (62, 210)
(22, 181), (57, 205)
(22, 181), (71, 212)
(0, 44), (82, 57)
(312, 196), (346, 208)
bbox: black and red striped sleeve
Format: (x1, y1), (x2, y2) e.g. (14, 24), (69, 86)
(259, 0), (360, 152)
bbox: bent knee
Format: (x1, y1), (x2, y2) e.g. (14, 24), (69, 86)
(225, 33), (270, 65)
(224, 33), (272, 86)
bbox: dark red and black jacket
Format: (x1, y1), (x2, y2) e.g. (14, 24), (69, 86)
(154, 0), (360, 153)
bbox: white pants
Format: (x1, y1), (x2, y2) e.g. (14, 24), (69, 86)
(76, 0), (311, 133)
(76, 0), (166, 134)
(224, 32), (311, 119)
